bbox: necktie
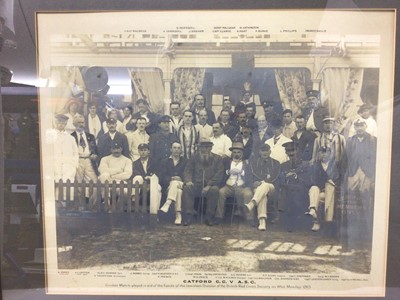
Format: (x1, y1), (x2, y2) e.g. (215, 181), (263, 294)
(79, 133), (86, 150)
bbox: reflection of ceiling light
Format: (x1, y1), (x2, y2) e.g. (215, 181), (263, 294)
(108, 85), (132, 95)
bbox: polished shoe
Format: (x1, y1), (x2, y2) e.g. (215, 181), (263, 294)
(160, 200), (172, 213)
(258, 218), (267, 231)
(311, 222), (321, 232)
(174, 212), (182, 225)
(245, 200), (255, 212)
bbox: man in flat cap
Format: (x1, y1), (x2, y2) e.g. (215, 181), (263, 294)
(131, 143), (161, 211)
(97, 117), (130, 160)
(279, 141), (312, 232)
(348, 103), (377, 138)
(52, 114), (79, 184)
(182, 137), (224, 226)
(343, 118), (377, 248)
(214, 142), (253, 225)
(303, 90), (329, 134)
(149, 115), (179, 162)
(245, 143), (280, 231)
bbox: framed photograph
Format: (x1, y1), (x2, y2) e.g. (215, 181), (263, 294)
(36, 9), (395, 297)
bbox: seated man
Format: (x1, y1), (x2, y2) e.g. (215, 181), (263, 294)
(158, 142), (187, 225)
(182, 138), (224, 226)
(132, 143), (161, 213)
(305, 146), (341, 232)
(245, 144), (280, 231)
(98, 142), (133, 209)
(214, 142), (253, 225)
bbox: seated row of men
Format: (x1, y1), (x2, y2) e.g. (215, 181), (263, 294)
(52, 104), (377, 233)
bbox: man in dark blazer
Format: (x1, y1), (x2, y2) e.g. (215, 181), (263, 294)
(303, 90), (329, 134)
(291, 115), (316, 162)
(190, 94), (216, 125)
(157, 141), (188, 225)
(97, 117), (130, 160)
(132, 99), (160, 135)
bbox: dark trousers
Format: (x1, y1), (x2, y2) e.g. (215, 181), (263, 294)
(182, 184), (219, 217)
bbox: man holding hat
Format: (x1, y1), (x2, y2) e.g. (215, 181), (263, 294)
(303, 90), (329, 134)
(214, 142), (253, 224)
(148, 115), (179, 162)
(348, 103), (377, 137)
(97, 117), (130, 160)
(245, 143), (280, 231)
(182, 137), (224, 226)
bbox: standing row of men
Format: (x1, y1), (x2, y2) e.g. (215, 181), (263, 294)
(52, 91), (377, 240)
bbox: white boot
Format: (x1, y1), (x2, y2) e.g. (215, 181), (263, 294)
(311, 221), (320, 232)
(160, 200), (172, 213)
(258, 218), (266, 231)
(175, 212), (182, 225)
(245, 200), (256, 212)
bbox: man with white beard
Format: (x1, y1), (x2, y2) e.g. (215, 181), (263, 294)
(182, 138), (224, 226)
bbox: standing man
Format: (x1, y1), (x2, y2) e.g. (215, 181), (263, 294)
(121, 105), (134, 134)
(52, 114), (79, 183)
(182, 138), (224, 226)
(85, 101), (104, 142)
(214, 142), (253, 225)
(253, 114), (273, 154)
(221, 98), (235, 121)
(169, 101), (183, 136)
(282, 109), (297, 139)
(97, 117), (130, 160)
(158, 142), (188, 225)
(291, 115), (316, 162)
(245, 144), (280, 231)
(64, 99), (83, 134)
(177, 110), (200, 159)
(126, 117), (149, 161)
(348, 104), (377, 138)
(265, 119), (292, 164)
(191, 94), (216, 125)
(132, 99), (159, 135)
(303, 90), (329, 134)
(148, 115), (179, 162)
(234, 123), (254, 160)
(210, 122), (232, 158)
(71, 115), (99, 207)
(344, 118), (377, 247)
(195, 109), (213, 140)
(219, 109), (238, 140)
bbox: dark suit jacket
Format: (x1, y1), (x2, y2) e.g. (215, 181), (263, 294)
(157, 156), (187, 187)
(291, 129), (316, 162)
(97, 131), (130, 159)
(132, 158), (157, 179)
(233, 134), (254, 160)
(191, 108), (216, 125)
(252, 127), (274, 155)
(311, 160), (340, 189)
(345, 133), (376, 178)
(183, 153), (224, 187)
(248, 155), (281, 186)
(71, 131), (99, 175)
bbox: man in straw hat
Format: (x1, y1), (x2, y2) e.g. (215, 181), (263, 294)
(182, 137), (224, 226)
(214, 141), (253, 225)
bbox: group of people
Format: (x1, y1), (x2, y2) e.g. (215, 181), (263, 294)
(51, 90), (377, 240)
